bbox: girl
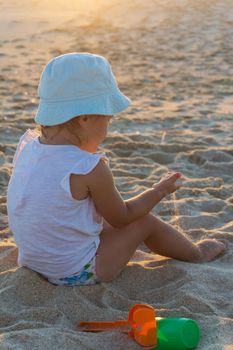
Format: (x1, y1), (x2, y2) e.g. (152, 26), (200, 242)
(7, 53), (225, 286)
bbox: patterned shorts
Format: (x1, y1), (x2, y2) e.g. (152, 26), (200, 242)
(47, 255), (100, 286)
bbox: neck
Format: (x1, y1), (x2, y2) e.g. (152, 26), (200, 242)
(39, 136), (97, 153)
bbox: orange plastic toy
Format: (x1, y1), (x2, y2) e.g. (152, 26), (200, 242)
(79, 303), (157, 348)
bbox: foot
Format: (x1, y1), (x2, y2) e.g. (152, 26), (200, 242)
(194, 239), (226, 263)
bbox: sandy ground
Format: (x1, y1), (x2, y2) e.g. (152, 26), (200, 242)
(0, 0), (233, 349)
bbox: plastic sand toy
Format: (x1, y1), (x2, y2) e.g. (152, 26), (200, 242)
(80, 303), (157, 347)
(155, 317), (200, 349)
(79, 303), (200, 349)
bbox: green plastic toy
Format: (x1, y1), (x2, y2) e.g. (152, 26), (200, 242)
(155, 317), (200, 349)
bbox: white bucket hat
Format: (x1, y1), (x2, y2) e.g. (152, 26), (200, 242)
(35, 52), (131, 126)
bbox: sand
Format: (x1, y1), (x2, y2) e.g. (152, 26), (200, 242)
(0, 0), (233, 349)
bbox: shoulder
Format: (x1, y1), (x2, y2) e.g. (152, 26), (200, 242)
(88, 158), (111, 178)
(82, 158), (113, 190)
(70, 158), (111, 200)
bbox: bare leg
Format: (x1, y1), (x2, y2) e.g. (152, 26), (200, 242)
(95, 213), (226, 282)
(143, 215), (226, 262)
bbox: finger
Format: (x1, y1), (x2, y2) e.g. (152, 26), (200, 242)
(170, 172), (182, 179)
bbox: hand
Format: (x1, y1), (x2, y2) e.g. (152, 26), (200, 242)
(153, 172), (184, 196)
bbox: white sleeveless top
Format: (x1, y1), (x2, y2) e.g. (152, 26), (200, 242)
(7, 129), (106, 279)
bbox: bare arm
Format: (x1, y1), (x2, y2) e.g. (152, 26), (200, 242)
(85, 160), (182, 228)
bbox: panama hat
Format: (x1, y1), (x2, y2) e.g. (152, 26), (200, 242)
(35, 52), (131, 126)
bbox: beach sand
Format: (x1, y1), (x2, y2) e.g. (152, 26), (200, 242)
(0, 0), (233, 349)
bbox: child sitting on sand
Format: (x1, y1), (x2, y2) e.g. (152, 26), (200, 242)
(7, 53), (225, 286)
